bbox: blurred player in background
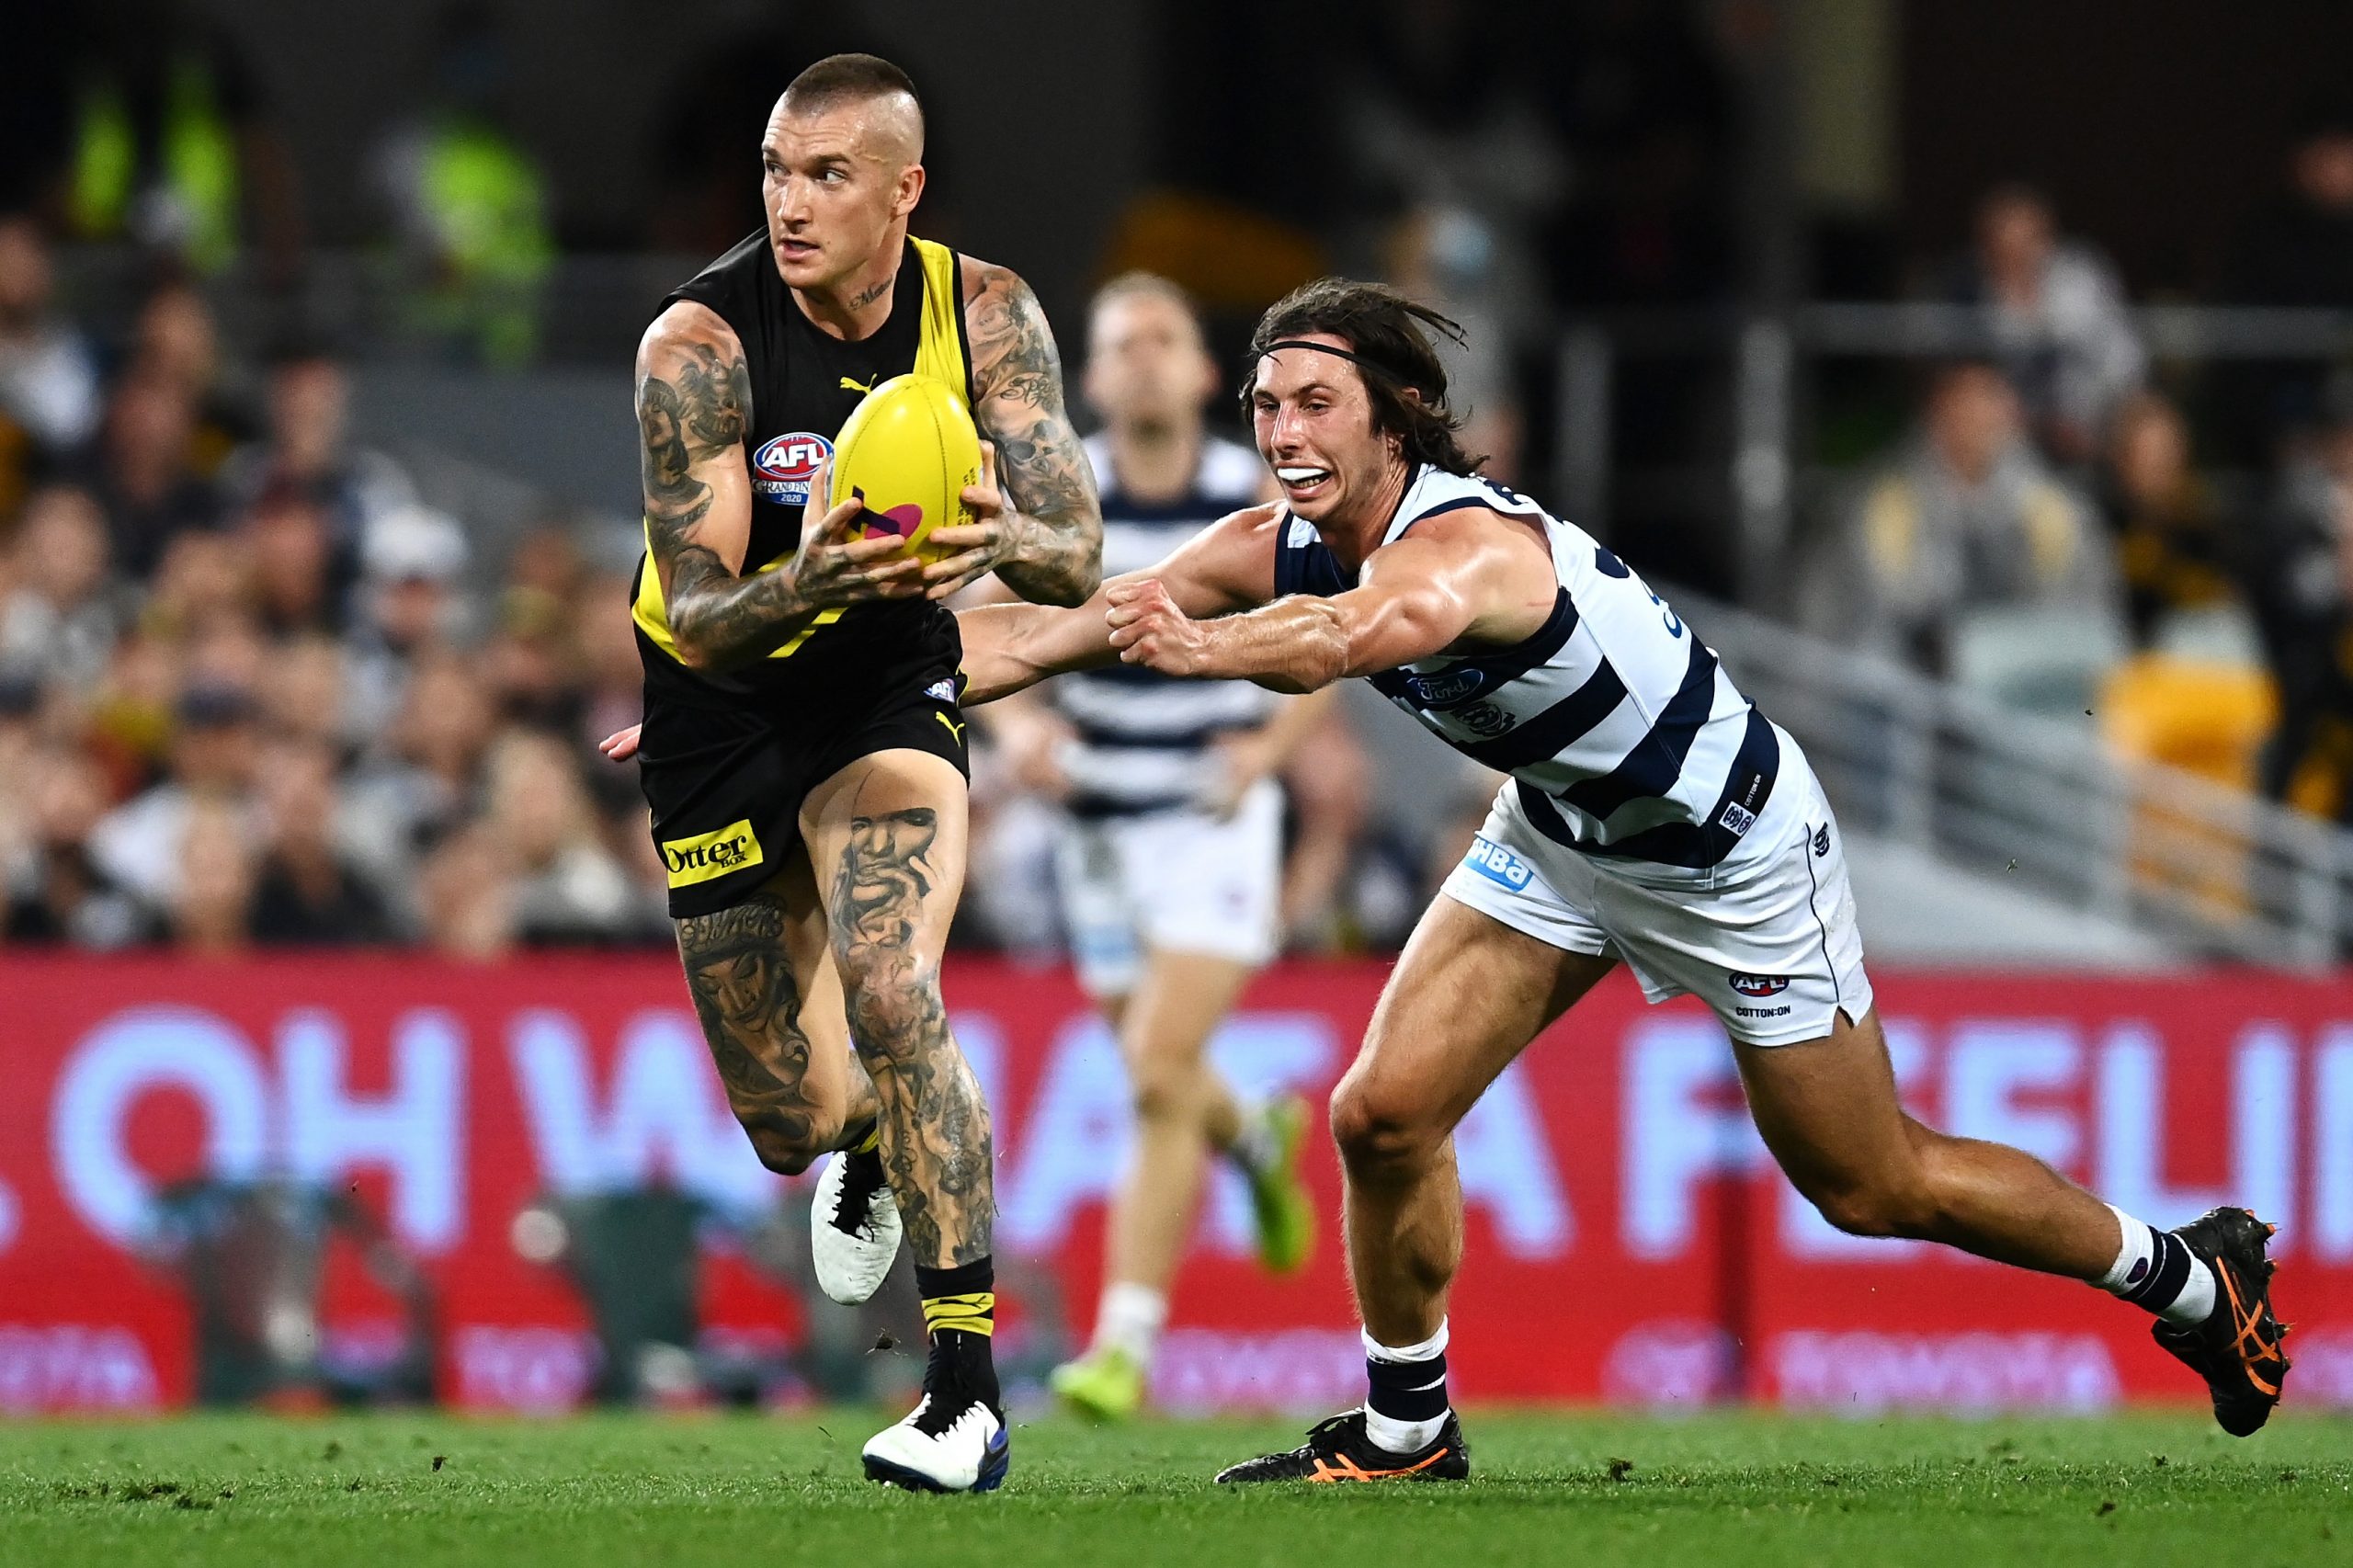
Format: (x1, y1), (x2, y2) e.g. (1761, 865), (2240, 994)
(983, 274), (1321, 1421)
(958, 278), (2290, 1483)
(620, 52), (1098, 1492)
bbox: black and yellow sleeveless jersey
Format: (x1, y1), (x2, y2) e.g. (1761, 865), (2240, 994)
(631, 231), (971, 708)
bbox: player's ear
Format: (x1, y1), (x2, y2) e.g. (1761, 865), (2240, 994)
(894, 163), (926, 220)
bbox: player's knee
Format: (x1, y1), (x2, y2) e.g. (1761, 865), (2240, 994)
(837, 954), (946, 1058)
(1129, 1053), (1195, 1123)
(736, 1106), (844, 1177)
(1330, 1076), (1438, 1173)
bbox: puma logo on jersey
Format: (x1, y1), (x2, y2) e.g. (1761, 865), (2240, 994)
(840, 375), (876, 393)
(935, 710), (966, 744)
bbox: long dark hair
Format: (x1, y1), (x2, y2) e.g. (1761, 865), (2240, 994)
(1242, 278), (1483, 476)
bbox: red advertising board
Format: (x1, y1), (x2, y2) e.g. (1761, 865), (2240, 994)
(2, 955), (2349, 1415)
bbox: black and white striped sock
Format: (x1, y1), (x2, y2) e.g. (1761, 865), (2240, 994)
(1362, 1322), (1450, 1454)
(2097, 1206), (2217, 1324)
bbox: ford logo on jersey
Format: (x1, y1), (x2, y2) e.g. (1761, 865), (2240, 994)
(1729, 972), (1790, 997)
(751, 432), (833, 502)
(1404, 667), (1488, 707)
(1464, 834), (1533, 892)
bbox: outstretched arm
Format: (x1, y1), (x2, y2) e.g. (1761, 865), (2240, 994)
(1108, 511), (1551, 692)
(958, 504), (1283, 703)
(918, 261), (1102, 605)
(637, 303), (925, 671)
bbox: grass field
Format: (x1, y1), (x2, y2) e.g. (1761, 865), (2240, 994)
(2, 1409), (2346, 1567)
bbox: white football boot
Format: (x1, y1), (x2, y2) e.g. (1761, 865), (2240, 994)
(811, 1148), (902, 1304)
(861, 1394), (1010, 1493)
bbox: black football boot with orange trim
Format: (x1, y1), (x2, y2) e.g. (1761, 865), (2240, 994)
(2151, 1206), (2290, 1437)
(1214, 1409), (1469, 1484)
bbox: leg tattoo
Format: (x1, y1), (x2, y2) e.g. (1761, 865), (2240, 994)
(831, 808), (994, 1265)
(677, 893), (841, 1175)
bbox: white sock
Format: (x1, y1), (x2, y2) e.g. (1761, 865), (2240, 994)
(1361, 1322), (1450, 1454)
(1092, 1281), (1167, 1366)
(2097, 1205), (2217, 1324)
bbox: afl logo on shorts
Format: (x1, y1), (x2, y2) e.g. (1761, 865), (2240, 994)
(751, 432), (832, 503)
(1729, 972), (1790, 997)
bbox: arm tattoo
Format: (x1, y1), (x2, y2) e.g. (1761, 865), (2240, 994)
(967, 267), (1102, 606)
(676, 894), (852, 1176)
(637, 337), (832, 667)
(828, 808), (993, 1265)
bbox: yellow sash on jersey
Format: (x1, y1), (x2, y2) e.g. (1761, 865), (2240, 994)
(633, 235), (971, 665)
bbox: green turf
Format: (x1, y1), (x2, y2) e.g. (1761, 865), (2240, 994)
(0, 1410), (2346, 1567)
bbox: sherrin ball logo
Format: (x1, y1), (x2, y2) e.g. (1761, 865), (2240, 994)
(751, 432), (832, 504)
(827, 373), (981, 565)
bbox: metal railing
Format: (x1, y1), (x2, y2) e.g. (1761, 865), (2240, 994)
(1684, 593), (2353, 969)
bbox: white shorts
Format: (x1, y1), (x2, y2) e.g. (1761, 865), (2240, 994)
(1439, 748), (1872, 1046)
(1054, 779), (1284, 997)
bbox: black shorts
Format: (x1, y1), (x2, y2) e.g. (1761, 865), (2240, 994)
(636, 662), (971, 919)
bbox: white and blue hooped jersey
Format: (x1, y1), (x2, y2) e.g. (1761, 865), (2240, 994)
(1274, 464), (1780, 871)
(1053, 433), (1274, 816)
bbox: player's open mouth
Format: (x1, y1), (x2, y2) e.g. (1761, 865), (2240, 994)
(1277, 467), (1332, 497)
(777, 238), (818, 260)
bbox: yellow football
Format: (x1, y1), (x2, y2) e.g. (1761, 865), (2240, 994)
(827, 373), (982, 564)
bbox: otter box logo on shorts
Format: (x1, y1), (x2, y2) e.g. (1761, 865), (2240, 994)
(1464, 834), (1534, 892)
(661, 819), (764, 887)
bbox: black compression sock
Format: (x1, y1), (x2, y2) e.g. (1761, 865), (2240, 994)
(915, 1257), (1001, 1420)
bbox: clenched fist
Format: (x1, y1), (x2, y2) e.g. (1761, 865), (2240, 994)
(1106, 577), (1210, 676)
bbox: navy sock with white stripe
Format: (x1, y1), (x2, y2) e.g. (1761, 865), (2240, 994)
(2097, 1206), (2217, 1324)
(1361, 1322), (1450, 1454)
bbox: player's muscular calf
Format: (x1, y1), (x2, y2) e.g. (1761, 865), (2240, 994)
(810, 758), (994, 1267)
(676, 892), (878, 1176)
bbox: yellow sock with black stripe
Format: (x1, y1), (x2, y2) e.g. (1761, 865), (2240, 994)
(915, 1257), (1001, 1417)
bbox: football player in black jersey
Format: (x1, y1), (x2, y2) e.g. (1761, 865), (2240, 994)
(616, 53), (1099, 1492)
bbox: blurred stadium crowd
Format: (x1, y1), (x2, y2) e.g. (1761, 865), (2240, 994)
(6, 2), (2353, 959)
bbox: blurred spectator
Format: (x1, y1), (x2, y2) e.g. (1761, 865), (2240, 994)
(479, 729), (651, 946)
(0, 214), (101, 452)
(481, 586), (583, 733)
(2, 744), (159, 948)
(66, 0), (303, 279)
(77, 366), (222, 580)
(219, 341), (416, 569)
(2099, 393), (2241, 650)
(243, 483), (345, 639)
(256, 632), (355, 757)
(0, 484), (125, 693)
(169, 794), (255, 954)
(1805, 362), (2116, 675)
(1946, 186), (2145, 465)
(1381, 206), (1523, 483)
(344, 652), (494, 899)
(250, 738), (392, 945)
(2222, 97), (2353, 460)
(1340, 0), (1562, 355)
(345, 502), (469, 739)
(2247, 410), (2353, 813)
(371, 3), (553, 367)
(88, 682), (261, 911)
(127, 279), (256, 472)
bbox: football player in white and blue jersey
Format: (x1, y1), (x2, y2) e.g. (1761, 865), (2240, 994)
(985, 275), (1323, 1420)
(957, 278), (2290, 1480)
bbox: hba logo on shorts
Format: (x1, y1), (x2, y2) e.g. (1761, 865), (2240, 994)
(1464, 834), (1534, 891)
(661, 819), (764, 887)
(1729, 972), (1790, 997)
(750, 432), (832, 503)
